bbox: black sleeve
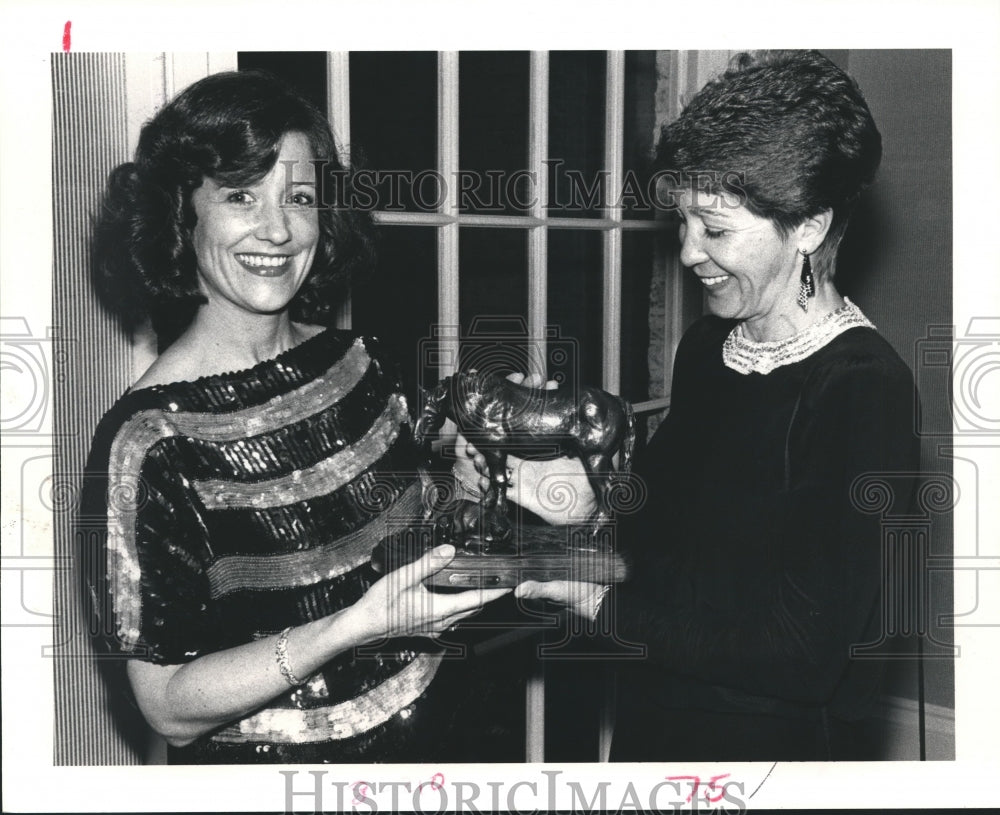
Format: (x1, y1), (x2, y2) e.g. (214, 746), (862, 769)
(80, 409), (215, 665)
(608, 344), (920, 704)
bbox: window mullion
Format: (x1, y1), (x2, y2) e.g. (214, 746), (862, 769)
(523, 49), (551, 767)
(437, 51), (460, 378)
(527, 51), (549, 379)
(602, 51), (625, 395)
(596, 49), (627, 766)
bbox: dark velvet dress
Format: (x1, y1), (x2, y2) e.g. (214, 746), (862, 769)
(604, 308), (920, 761)
(80, 329), (506, 763)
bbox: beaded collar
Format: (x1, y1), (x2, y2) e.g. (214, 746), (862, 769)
(722, 298), (875, 375)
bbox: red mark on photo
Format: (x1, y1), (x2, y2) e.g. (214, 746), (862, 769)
(62, 21), (72, 52)
(414, 772), (446, 800)
(664, 773), (731, 804)
(351, 781), (370, 806)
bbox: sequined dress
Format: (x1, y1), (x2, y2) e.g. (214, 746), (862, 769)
(81, 329), (460, 763)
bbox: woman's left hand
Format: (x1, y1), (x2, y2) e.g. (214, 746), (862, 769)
(516, 580), (608, 621)
(452, 372), (596, 524)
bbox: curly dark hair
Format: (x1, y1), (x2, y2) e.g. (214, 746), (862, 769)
(655, 50), (882, 279)
(92, 70), (375, 346)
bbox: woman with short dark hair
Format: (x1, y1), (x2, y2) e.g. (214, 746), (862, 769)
(495, 50), (920, 761)
(83, 71), (509, 764)
(657, 49), (882, 284)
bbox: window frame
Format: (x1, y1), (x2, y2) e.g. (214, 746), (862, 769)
(328, 50), (674, 417)
(328, 50), (678, 762)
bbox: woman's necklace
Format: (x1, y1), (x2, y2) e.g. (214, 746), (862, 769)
(722, 297), (875, 375)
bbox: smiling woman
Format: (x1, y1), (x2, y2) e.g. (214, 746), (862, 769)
(510, 51), (922, 762)
(124, 133), (324, 391)
(91, 71), (372, 353)
(81, 71), (513, 764)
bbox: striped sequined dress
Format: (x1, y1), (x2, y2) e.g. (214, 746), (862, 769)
(81, 329), (455, 763)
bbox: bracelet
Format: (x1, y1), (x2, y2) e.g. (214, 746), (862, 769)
(591, 585), (612, 622)
(275, 626), (305, 686)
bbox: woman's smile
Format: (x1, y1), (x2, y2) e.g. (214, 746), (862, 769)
(234, 253), (293, 276)
(699, 273), (731, 288)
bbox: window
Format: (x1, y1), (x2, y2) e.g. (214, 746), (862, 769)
(235, 51), (686, 760)
(238, 52), (684, 441)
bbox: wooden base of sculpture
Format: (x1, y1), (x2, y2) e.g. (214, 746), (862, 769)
(373, 506), (629, 589)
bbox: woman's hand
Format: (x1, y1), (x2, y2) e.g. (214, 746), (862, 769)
(515, 580), (609, 621)
(349, 544), (511, 642)
(452, 372), (597, 524)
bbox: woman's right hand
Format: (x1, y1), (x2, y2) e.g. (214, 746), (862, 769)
(127, 543), (508, 747)
(349, 544), (511, 642)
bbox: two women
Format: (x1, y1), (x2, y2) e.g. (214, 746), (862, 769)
(86, 50), (918, 764)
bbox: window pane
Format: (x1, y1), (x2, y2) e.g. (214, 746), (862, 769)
(458, 229), (529, 374)
(545, 661), (602, 761)
(349, 52), (437, 212)
(621, 231), (654, 404)
(623, 51), (659, 220)
(548, 51), (606, 219)
(459, 52), (530, 215)
(350, 226), (437, 404)
(237, 52), (328, 114)
(547, 229), (603, 391)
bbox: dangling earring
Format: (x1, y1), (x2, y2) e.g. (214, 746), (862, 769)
(797, 249), (815, 312)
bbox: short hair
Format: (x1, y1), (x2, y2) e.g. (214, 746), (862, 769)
(655, 50), (882, 279)
(92, 70), (375, 346)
